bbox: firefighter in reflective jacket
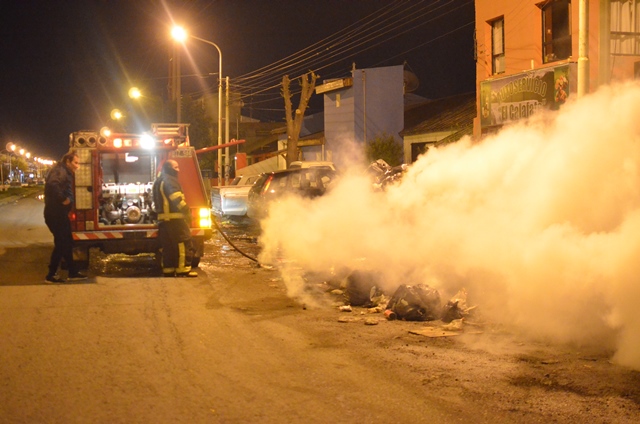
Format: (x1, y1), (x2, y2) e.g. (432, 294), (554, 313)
(152, 160), (198, 277)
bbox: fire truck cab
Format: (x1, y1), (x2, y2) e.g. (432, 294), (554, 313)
(68, 123), (212, 268)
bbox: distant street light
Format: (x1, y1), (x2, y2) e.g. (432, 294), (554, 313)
(111, 109), (124, 120)
(129, 86), (164, 123)
(3, 142), (54, 184)
(128, 87), (142, 99)
(171, 26), (225, 183)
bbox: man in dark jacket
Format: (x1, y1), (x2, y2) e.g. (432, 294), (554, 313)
(44, 151), (87, 283)
(152, 159), (197, 278)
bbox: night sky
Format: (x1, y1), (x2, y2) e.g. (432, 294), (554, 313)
(0, 0), (475, 160)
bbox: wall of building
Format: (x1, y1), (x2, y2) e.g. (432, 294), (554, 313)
(323, 83), (355, 167)
(474, 0), (640, 138)
(403, 131), (453, 164)
(323, 65), (404, 169)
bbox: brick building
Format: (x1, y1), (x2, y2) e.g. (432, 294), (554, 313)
(475, 0), (640, 137)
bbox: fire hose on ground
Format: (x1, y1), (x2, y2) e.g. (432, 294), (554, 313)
(196, 139), (259, 264)
(212, 215), (259, 264)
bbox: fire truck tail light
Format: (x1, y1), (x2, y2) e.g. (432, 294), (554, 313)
(198, 208), (211, 228)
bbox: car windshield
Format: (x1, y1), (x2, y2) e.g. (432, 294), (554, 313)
(267, 169), (336, 194)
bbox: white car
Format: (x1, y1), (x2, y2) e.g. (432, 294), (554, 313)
(211, 174), (260, 217)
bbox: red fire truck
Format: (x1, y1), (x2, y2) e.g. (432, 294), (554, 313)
(68, 123), (212, 268)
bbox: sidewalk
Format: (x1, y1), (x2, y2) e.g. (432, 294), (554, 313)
(0, 187), (41, 207)
(0, 194), (21, 207)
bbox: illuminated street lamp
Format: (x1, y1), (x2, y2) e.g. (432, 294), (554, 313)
(171, 26), (225, 182)
(107, 108), (126, 133)
(111, 109), (124, 121)
(129, 86), (164, 122)
(128, 87), (141, 99)
(2, 142), (54, 186)
(16, 148), (31, 183)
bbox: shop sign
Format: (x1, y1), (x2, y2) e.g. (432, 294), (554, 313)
(480, 64), (573, 128)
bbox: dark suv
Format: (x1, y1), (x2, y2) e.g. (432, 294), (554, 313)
(246, 167), (338, 220)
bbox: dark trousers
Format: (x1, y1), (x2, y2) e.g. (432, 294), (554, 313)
(158, 219), (194, 274)
(44, 212), (77, 277)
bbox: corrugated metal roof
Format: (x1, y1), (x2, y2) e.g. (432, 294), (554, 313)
(402, 92), (476, 136)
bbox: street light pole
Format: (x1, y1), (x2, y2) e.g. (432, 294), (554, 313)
(2, 143), (53, 186)
(190, 35), (223, 183)
(176, 44), (181, 123)
(225, 76), (230, 182)
(0, 150), (7, 187)
(172, 27), (224, 184)
(5, 143), (16, 183)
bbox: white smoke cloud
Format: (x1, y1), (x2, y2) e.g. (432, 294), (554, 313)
(257, 81), (640, 370)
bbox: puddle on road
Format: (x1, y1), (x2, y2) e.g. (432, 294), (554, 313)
(85, 218), (262, 277)
(205, 218), (262, 268)
(90, 250), (160, 277)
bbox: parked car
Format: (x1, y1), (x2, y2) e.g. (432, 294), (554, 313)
(211, 174), (261, 217)
(288, 160), (336, 170)
(247, 167), (338, 220)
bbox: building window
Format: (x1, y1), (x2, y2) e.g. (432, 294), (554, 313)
(491, 17), (505, 74)
(611, 0), (640, 56)
(541, 0), (571, 63)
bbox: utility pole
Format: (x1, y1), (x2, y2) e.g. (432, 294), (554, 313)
(578, 0), (589, 97)
(225, 76), (230, 183)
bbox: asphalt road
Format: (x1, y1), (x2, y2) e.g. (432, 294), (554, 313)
(0, 194), (460, 423)
(1, 194), (639, 423)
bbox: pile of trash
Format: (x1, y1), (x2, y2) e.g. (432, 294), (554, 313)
(366, 159), (407, 191)
(341, 270), (475, 323)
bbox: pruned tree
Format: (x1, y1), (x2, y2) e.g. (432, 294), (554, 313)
(282, 71), (318, 167)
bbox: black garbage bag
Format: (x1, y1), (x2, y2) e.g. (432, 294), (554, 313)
(366, 159), (408, 191)
(346, 270), (384, 307)
(440, 288), (470, 323)
(386, 284), (442, 321)
(440, 300), (465, 323)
